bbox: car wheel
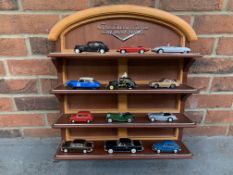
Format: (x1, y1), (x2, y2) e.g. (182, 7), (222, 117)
(100, 49), (105, 54)
(150, 118), (155, 122)
(83, 150), (87, 154)
(183, 51), (189, 54)
(108, 149), (113, 154)
(156, 150), (161, 154)
(167, 117), (173, 122)
(87, 120), (90, 123)
(127, 118), (132, 123)
(174, 149), (178, 154)
(109, 85), (115, 90)
(170, 84), (176, 88)
(153, 84), (159, 88)
(157, 49), (164, 54)
(107, 118), (112, 123)
(131, 148), (137, 154)
(71, 120), (75, 123)
(64, 149), (68, 153)
(75, 49), (81, 54)
(139, 50), (144, 54)
(120, 49), (126, 54)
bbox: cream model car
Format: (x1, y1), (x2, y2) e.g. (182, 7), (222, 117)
(149, 79), (179, 89)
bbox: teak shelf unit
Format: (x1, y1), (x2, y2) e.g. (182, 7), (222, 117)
(48, 5), (200, 160)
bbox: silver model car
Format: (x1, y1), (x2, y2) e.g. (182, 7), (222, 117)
(148, 113), (177, 122)
(152, 46), (191, 54)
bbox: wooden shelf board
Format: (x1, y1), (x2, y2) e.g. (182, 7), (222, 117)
(54, 140), (192, 160)
(48, 51), (201, 59)
(51, 84), (198, 94)
(53, 113), (195, 128)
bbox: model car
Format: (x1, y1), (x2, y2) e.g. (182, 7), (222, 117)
(74, 41), (109, 54)
(107, 72), (136, 90)
(106, 112), (134, 123)
(152, 140), (181, 154)
(117, 46), (149, 54)
(61, 139), (94, 153)
(148, 113), (177, 122)
(69, 111), (94, 123)
(149, 79), (179, 89)
(152, 45), (191, 54)
(65, 77), (101, 89)
(105, 138), (143, 154)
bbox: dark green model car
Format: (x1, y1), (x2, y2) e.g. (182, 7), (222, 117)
(106, 112), (134, 123)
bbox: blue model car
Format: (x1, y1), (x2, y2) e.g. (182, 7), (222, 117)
(152, 140), (181, 154)
(65, 77), (101, 89)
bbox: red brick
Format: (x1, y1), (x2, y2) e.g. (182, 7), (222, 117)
(217, 37), (233, 55)
(184, 125), (227, 136)
(0, 129), (21, 138)
(47, 113), (60, 126)
(24, 128), (59, 137)
(228, 126), (233, 135)
(90, 0), (155, 6)
(189, 58), (233, 74)
(0, 114), (44, 127)
(14, 96), (59, 111)
(7, 59), (56, 76)
(185, 111), (204, 123)
(159, 0), (224, 11)
(227, 0), (233, 10)
(186, 94), (233, 109)
(0, 79), (38, 94)
(206, 110), (233, 123)
(40, 79), (59, 94)
(0, 98), (13, 112)
(187, 77), (210, 92)
(22, 0), (88, 10)
(30, 37), (55, 55)
(0, 0), (18, 10)
(211, 77), (233, 92)
(0, 61), (5, 76)
(194, 15), (233, 34)
(177, 15), (192, 24)
(190, 38), (215, 55)
(0, 15), (59, 34)
(0, 38), (27, 56)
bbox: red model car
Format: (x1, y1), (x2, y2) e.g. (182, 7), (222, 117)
(69, 111), (94, 123)
(117, 46), (149, 54)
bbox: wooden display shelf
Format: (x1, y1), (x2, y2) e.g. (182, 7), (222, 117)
(51, 84), (198, 94)
(48, 51), (201, 59)
(54, 140), (192, 160)
(53, 113), (195, 128)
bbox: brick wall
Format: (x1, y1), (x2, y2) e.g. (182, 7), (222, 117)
(0, 0), (232, 137)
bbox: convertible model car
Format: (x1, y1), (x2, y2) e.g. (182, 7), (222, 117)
(74, 41), (109, 54)
(69, 111), (94, 123)
(106, 112), (134, 123)
(61, 139), (94, 153)
(117, 46), (149, 54)
(152, 46), (191, 54)
(107, 73), (136, 90)
(149, 79), (179, 89)
(148, 113), (177, 122)
(65, 77), (101, 89)
(105, 138), (143, 154)
(152, 140), (181, 154)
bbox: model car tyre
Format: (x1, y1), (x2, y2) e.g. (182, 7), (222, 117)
(99, 49), (105, 54)
(108, 85), (115, 90)
(108, 149), (114, 154)
(127, 118), (132, 123)
(167, 117), (173, 122)
(156, 149), (161, 154)
(139, 50), (144, 54)
(131, 148), (136, 153)
(120, 49), (126, 54)
(174, 149), (178, 154)
(71, 120), (75, 123)
(75, 49), (81, 54)
(64, 149), (68, 153)
(170, 84), (176, 88)
(87, 120), (91, 123)
(83, 150), (87, 154)
(153, 84), (159, 88)
(157, 49), (164, 54)
(150, 118), (155, 122)
(107, 118), (112, 123)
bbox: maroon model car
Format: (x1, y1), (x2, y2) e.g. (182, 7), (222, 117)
(117, 46), (149, 54)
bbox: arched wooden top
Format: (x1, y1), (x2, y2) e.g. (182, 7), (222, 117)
(48, 5), (197, 41)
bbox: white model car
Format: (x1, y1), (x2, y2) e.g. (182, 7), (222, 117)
(148, 113), (177, 122)
(152, 46), (191, 54)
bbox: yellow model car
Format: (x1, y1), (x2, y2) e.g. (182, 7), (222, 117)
(149, 79), (179, 89)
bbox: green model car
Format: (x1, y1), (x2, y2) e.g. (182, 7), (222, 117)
(106, 112), (134, 123)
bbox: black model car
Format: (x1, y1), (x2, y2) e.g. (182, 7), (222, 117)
(60, 139), (94, 153)
(107, 73), (136, 90)
(74, 41), (109, 54)
(104, 138), (143, 154)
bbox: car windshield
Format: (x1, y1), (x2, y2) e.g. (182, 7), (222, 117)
(71, 143), (84, 147)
